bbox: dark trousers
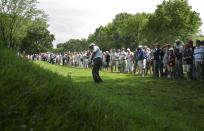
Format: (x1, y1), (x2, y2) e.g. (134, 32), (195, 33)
(50, 58), (54, 64)
(92, 58), (103, 83)
(155, 60), (163, 77)
(62, 58), (66, 66)
(175, 58), (184, 79)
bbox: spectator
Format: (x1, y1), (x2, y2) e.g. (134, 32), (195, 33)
(120, 48), (127, 73)
(183, 44), (193, 80)
(154, 44), (164, 77)
(174, 39), (184, 79)
(167, 48), (175, 79)
(201, 40), (204, 81)
(111, 49), (117, 72)
(151, 44), (157, 77)
(82, 51), (87, 68)
(105, 51), (110, 71)
(115, 49), (120, 71)
(134, 48), (138, 74)
(25, 40), (204, 83)
(145, 47), (151, 75)
(118, 49), (122, 72)
(71, 53), (74, 66)
(162, 44), (171, 76)
(188, 40), (196, 80)
(137, 45), (146, 77)
(102, 52), (106, 70)
(194, 40), (204, 81)
(126, 48), (134, 74)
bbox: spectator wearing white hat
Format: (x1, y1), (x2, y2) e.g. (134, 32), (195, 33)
(167, 47), (176, 79)
(137, 45), (146, 77)
(111, 49), (118, 72)
(174, 39), (184, 79)
(119, 48), (127, 73)
(83, 51), (89, 69)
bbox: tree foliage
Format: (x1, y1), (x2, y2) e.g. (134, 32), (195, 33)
(55, 38), (89, 53)
(0, 0), (54, 52)
(55, 0), (202, 52)
(145, 0), (202, 45)
(20, 19), (55, 54)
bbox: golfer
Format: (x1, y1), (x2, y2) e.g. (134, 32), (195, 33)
(89, 43), (103, 83)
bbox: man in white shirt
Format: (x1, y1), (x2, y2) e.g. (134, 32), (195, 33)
(111, 49), (117, 72)
(83, 51), (88, 69)
(120, 48), (127, 73)
(79, 53), (83, 68)
(89, 43), (103, 83)
(126, 48), (134, 73)
(102, 52), (106, 70)
(115, 50), (120, 71)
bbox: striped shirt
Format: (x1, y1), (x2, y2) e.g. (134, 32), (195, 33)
(194, 46), (204, 62)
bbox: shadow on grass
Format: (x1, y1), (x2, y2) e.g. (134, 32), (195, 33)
(71, 75), (204, 130)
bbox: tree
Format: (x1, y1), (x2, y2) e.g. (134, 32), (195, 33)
(0, 0), (47, 49)
(145, 0), (202, 45)
(87, 13), (149, 50)
(56, 0), (202, 52)
(118, 13), (149, 48)
(20, 19), (55, 54)
(55, 38), (89, 53)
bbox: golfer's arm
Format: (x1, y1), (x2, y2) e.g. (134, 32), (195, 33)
(91, 52), (96, 60)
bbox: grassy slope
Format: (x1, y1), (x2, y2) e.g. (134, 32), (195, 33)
(0, 47), (130, 131)
(0, 46), (204, 131)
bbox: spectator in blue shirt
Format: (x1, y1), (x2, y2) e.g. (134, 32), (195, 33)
(137, 45), (147, 77)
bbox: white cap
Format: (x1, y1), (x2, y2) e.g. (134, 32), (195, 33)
(175, 39), (180, 43)
(169, 48), (174, 51)
(138, 45), (143, 48)
(89, 43), (95, 48)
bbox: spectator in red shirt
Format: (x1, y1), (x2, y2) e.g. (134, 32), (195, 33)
(167, 48), (176, 79)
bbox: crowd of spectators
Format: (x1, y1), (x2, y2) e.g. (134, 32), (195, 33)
(26, 39), (204, 81)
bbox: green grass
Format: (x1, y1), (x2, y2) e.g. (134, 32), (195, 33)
(1, 46), (204, 131)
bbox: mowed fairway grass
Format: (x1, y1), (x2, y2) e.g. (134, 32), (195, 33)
(35, 61), (204, 131)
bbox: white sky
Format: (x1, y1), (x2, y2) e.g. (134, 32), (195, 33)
(37, 0), (204, 47)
